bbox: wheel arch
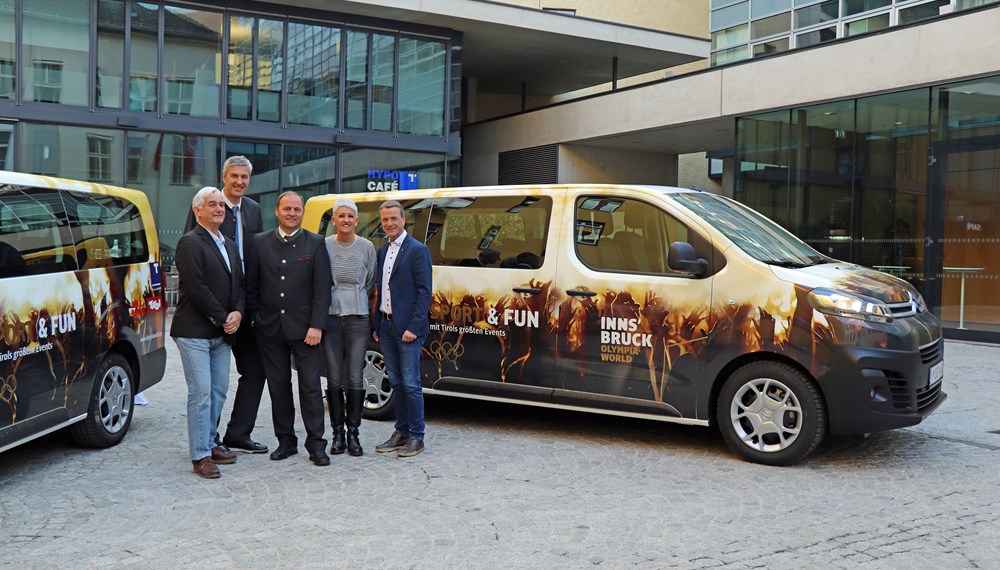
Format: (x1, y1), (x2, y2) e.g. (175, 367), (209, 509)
(707, 350), (828, 433)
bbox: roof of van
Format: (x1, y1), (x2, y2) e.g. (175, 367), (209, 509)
(0, 169), (153, 204)
(305, 184), (700, 204)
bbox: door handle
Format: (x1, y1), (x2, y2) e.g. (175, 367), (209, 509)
(566, 289), (596, 297)
(513, 287), (541, 294)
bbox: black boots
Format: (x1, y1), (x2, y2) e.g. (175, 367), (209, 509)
(346, 388), (365, 457)
(327, 388), (346, 455)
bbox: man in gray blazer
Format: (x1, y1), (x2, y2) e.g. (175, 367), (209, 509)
(247, 191), (332, 466)
(171, 187), (243, 479)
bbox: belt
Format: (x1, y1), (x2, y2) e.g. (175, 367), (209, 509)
(380, 311), (393, 320)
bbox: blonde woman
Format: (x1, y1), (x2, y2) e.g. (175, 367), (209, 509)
(322, 199), (376, 456)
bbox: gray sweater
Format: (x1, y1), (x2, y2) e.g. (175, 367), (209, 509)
(325, 235), (377, 317)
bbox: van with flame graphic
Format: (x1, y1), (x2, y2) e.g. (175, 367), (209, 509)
(305, 185), (945, 465)
(1, 171), (166, 454)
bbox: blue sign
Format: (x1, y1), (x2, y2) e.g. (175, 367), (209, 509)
(367, 170), (419, 192)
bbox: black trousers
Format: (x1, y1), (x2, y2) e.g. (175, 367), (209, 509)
(223, 325), (267, 442)
(257, 331), (327, 453)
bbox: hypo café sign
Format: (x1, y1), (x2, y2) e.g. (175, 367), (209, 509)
(367, 170), (419, 192)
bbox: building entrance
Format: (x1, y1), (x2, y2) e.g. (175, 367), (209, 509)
(927, 135), (1000, 339)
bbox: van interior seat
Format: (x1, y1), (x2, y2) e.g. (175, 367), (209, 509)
(444, 236), (479, 262)
(613, 211), (647, 272)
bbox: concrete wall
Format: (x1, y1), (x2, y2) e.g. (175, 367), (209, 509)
(557, 144), (677, 185)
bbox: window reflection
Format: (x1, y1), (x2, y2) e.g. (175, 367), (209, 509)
(127, 131), (219, 267)
(346, 30), (369, 129)
(258, 19), (284, 122)
(399, 38), (445, 136)
(0, 0), (12, 100)
(129, 2), (158, 112)
(163, 5), (222, 117)
(97, 0), (125, 108)
(287, 22), (338, 127)
(22, 0), (89, 106)
(372, 34), (395, 132)
(227, 14), (254, 120)
(22, 123), (123, 184)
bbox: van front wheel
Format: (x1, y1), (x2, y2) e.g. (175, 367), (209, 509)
(69, 353), (134, 448)
(362, 350), (395, 421)
(717, 361), (825, 466)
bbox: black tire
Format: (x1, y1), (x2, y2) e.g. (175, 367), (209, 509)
(69, 353), (135, 448)
(716, 361), (825, 466)
(361, 349), (395, 421)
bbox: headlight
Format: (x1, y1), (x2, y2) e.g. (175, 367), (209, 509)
(808, 288), (893, 324)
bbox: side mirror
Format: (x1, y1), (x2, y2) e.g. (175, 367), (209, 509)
(668, 241), (708, 276)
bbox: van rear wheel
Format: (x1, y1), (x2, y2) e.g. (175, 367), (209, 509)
(69, 353), (134, 448)
(362, 350), (395, 421)
(717, 361), (825, 466)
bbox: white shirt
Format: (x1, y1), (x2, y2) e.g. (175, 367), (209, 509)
(380, 231), (406, 315)
(200, 223), (231, 273)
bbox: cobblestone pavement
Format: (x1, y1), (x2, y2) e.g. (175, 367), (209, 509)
(2, 338), (999, 569)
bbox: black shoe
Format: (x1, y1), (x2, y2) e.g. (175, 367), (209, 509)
(375, 431), (409, 453)
(330, 430), (347, 455)
(396, 439), (424, 457)
(347, 432), (363, 457)
(309, 450), (331, 466)
(269, 446), (298, 461)
(223, 437), (269, 454)
(213, 434), (230, 453)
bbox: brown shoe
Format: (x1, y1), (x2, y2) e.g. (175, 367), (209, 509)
(192, 457), (220, 479)
(211, 446), (237, 465)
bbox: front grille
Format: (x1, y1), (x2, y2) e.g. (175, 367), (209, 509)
(916, 380), (943, 413)
(920, 338), (943, 365)
(887, 299), (917, 318)
(885, 372), (912, 410)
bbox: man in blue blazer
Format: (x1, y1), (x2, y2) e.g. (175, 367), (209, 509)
(373, 199), (432, 457)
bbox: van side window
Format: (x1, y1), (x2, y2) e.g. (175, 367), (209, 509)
(0, 186), (74, 278)
(574, 196), (690, 275)
(426, 195), (551, 268)
(63, 190), (148, 268)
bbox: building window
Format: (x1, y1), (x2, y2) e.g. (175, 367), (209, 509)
(22, 0), (88, 106)
(126, 137), (145, 184)
(346, 30), (369, 129)
(287, 22), (339, 127)
(398, 37), (446, 136)
(88, 135), (114, 182)
(171, 135), (195, 184)
(162, 5), (222, 118)
(165, 78), (194, 115)
(33, 61), (64, 103)
(130, 75), (157, 112)
(0, 58), (13, 99)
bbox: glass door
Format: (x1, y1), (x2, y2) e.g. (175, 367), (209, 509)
(929, 136), (1000, 337)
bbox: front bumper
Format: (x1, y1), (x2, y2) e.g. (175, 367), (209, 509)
(818, 338), (947, 436)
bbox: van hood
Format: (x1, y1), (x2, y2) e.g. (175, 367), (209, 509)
(770, 262), (916, 304)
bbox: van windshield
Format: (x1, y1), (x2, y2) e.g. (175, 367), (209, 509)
(669, 192), (829, 267)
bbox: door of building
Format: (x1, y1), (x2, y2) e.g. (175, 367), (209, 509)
(926, 135), (1000, 341)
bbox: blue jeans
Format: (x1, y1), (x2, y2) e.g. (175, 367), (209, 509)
(174, 336), (231, 460)
(378, 319), (425, 441)
(322, 315), (370, 391)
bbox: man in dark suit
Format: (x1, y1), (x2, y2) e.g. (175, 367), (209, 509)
(171, 187), (243, 479)
(247, 191), (332, 466)
(184, 156), (268, 454)
(373, 199), (433, 457)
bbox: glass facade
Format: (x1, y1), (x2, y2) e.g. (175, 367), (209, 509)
(711, 0), (1000, 65)
(736, 74), (1000, 340)
(0, 0), (462, 268)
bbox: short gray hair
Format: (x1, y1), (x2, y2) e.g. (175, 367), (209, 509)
(223, 155), (253, 176)
(379, 199), (404, 217)
(192, 186), (223, 209)
(333, 198), (358, 217)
